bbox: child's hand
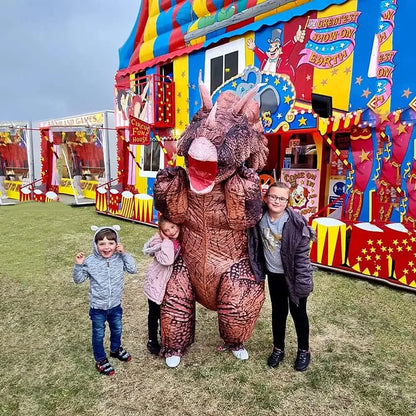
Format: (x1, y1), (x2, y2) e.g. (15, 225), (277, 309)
(75, 252), (85, 265)
(116, 243), (125, 254)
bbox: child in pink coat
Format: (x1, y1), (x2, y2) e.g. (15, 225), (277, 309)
(142, 215), (181, 355)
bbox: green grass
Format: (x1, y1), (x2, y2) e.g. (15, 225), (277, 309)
(1, 202), (415, 416)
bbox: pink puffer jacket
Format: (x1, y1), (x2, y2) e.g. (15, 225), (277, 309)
(143, 234), (180, 305)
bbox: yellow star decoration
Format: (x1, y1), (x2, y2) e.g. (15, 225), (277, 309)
(359, 149), (370, 163)
(284, 95), (292, 104)
(274, 78), (280, 85)
(378, 112), (390, 123)
(232, 81), (237, 88)
(367, 239), (373, 245)
(397, 123), (407, 135)
(298, 116), (307, 126)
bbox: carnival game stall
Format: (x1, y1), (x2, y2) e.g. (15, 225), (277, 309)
(95, 73), (178, 224)
(113, 0), (416, 291)
(38, 111), (117, 206)
(0, 122), (40, 205)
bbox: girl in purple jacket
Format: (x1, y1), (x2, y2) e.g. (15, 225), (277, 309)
(142, 215), (181, 359)
(259, 182), (315, 372)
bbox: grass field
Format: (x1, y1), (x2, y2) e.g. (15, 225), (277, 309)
(1, 202), (415, 416)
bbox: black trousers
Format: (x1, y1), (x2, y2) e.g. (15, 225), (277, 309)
(148, 299), (160, 341)
(267, 272), (309, 351)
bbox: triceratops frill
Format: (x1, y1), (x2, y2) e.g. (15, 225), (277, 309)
(153, 78), (269, 360)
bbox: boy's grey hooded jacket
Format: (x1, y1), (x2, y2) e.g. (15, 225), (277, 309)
(72, 226), (137, 310)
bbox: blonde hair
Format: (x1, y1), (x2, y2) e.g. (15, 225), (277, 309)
(266, 181), (291, 198)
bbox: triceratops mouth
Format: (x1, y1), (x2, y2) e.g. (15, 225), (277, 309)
(188, 155), (217, 194)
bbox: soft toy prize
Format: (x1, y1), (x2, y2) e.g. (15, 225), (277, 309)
(153, 77), (269, 367)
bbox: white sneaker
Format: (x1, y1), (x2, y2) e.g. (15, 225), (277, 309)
(232, 348), (249, 360)
(165, 355), (181, 368)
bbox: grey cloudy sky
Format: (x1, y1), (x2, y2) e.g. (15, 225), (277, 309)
(1, 0), (140, 123)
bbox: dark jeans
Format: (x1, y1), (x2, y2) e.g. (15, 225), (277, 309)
(148, 299), (160, 341)
(267, 272), (309, 351)
(89, 304), (123, 362)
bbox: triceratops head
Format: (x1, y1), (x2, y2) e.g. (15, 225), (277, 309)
(177, 76), (269, 194)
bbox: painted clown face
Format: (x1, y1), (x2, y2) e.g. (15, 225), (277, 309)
(291, 184), (308, 208)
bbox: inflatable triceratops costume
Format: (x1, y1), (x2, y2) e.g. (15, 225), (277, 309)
(153, 77), (269, 365)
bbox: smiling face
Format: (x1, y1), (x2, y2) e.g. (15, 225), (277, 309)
(96, 236), (117, 259)
(267, 41), (282, 59)
(265, 184), (290, 219)
(160, 221), (180, 240)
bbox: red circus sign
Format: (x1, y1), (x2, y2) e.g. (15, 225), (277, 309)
(129, 116), (151, 145)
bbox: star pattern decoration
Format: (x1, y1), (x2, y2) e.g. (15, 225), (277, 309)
(331, 68), (338, 76)
(360, 148), (370, 162)
(298, 116), (307, 126)
(321, 79), (327, 86)
(402, 88), (412, 98)
(377, 112), (390, 123)
(397, 123), (407, 135)
(355, 76), (363, 85)
(344, 66), (351, 74)
(362, 88), (371, 98)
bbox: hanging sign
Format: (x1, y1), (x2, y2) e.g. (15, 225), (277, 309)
(129, 116), (151, 145)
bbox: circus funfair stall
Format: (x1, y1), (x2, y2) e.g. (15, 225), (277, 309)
(110, 0), (416, 292)
(38, 111), (117, 206)
(0, 121), (41, 205)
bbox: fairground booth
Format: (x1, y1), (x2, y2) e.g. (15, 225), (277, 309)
(38, 111), (117, 205)
(0, 122), (40, 205)
(103, 0), (416, 292)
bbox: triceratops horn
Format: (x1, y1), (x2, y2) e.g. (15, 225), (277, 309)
(232, 85), (260, 115)
(206, 103), (217, 128)
(199, 70), (213, 111)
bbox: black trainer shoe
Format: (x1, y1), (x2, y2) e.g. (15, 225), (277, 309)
(267, 347), (285, 368)
(147, 339), (161, 356)
(110, 346), (132, 362)
(95, 358), (115, 376)
(294, 349), (310, 371)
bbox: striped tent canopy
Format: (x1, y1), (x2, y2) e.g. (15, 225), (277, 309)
(118, 0), (348, 72)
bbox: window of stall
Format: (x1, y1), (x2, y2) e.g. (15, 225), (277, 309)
(282, 133), (317, 170)
(140, 139), (163, 178)
(205, 38), (245, 94)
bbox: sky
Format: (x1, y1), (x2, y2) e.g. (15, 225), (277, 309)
(1, 0), (140, 123)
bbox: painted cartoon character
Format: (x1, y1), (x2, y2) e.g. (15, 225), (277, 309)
(291, 183), (309, 208)
(153, 78), (269, 367)
(247, 26), (306, 78)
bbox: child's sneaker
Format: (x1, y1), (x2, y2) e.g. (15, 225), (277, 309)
(146, 339), (161, 356)
(294, 349), (311, 371)
(110, 346), (132, 362)
(95, 358), (115, 376)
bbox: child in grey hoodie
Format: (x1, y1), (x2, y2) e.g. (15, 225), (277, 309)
(73, 225), (137, 376)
